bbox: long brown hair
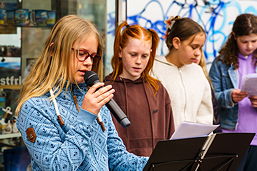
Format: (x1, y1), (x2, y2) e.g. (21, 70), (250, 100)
(111, 21), (160, 92)
(16, 15), (103, 115)
(218, 13), (257, 68)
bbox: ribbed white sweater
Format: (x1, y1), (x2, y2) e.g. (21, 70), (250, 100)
(152, 56), (213, 129)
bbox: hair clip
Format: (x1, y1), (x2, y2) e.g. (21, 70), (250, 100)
(164, 16), (180, 30)
(49, 42), (54, 47)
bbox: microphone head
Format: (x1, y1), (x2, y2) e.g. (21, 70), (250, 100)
(84, 71), (100, 86)
(120, 118), (131, 128)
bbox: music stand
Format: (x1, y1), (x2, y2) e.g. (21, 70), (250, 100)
(143, 133), (255, 171)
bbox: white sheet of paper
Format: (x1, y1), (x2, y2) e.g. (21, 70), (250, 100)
(241, 73), (257, 96)
(170, 122), (219, 140)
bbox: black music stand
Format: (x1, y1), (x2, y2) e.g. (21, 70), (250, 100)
(143, 133), (255, 171)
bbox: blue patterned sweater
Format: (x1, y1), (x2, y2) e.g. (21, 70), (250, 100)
(17, 85), (148, 170)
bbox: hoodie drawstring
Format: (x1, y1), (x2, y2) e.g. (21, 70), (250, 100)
(142, 83), (155, 151)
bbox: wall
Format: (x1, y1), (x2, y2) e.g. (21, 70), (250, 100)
(106, 0), (257, 72)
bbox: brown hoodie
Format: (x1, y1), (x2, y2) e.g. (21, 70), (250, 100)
(104, 74), (174, 156)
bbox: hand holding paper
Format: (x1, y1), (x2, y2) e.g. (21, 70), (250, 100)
(241, 73), (257, 96)
(249, 96), (257, 107)
(231, 89), (248, 103)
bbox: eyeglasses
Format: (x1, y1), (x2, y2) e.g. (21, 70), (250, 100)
(72, 48), (101, 62)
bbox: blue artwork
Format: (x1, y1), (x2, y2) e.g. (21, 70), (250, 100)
(0, 57), (20, 70)
(107, 0), (257, 64)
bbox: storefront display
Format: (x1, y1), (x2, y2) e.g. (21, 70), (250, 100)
(0, 0), (108, 169)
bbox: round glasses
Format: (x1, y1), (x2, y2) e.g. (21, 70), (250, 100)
(72, 48), (101, 62)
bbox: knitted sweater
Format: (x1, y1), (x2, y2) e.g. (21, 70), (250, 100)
(151, 56), (213, 129)
(17, 84), (148, 171)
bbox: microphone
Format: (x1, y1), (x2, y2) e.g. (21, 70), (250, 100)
(84, 71), (131, 128)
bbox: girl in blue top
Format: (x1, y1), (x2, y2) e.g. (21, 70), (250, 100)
(15, 15), (148, 171)
(209, 13), (257, 171)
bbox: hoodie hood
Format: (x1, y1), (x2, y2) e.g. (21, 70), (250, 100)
(154, 55), (174, 66)
(104, 73), (145, 84)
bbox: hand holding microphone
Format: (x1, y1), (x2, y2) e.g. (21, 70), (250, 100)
(82, 81), (114, 115)
(84, 71), (131, 128)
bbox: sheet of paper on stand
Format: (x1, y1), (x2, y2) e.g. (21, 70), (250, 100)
(241, 73), (257, 96)
(170, 122), (219, 140)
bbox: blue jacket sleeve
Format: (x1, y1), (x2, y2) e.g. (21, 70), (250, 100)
(102, 107), (148, 170)
(209, 59), (235, 108)
(17, 99), (98, 171)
